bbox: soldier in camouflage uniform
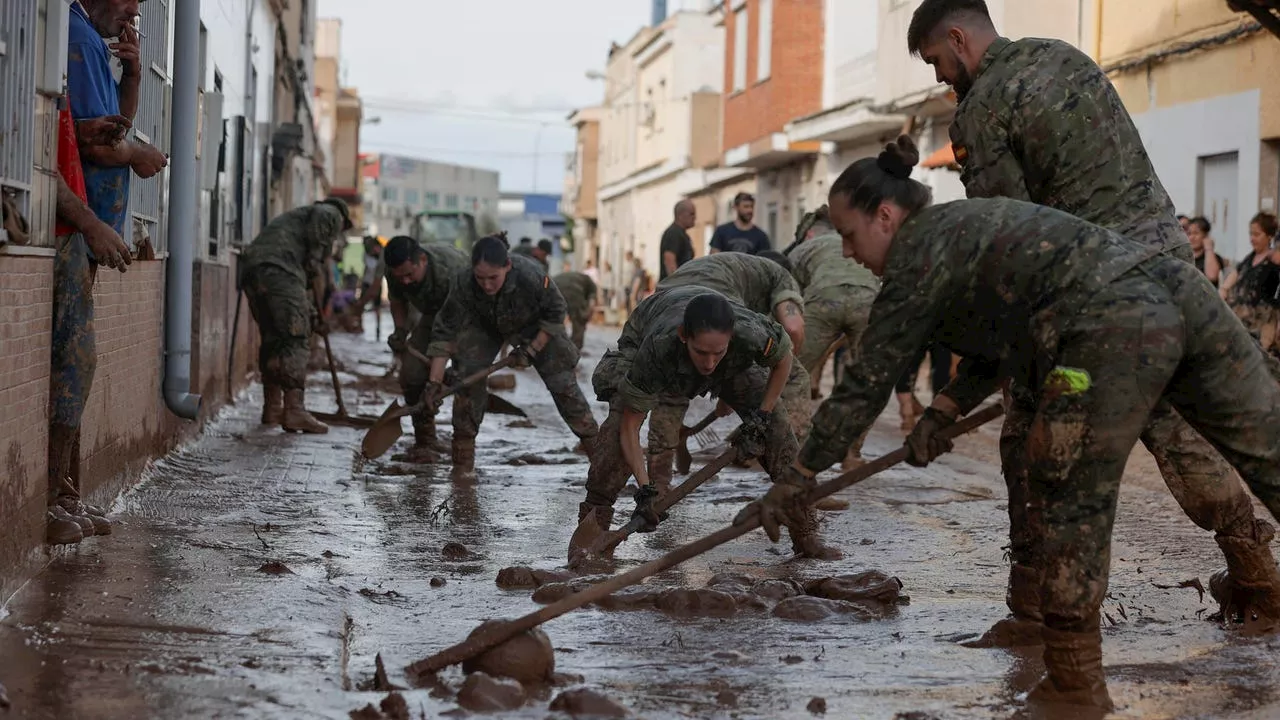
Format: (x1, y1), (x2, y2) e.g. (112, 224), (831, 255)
(513, 238), (553, 270)
(582, 286), (840, 559)
(380, 235), (470, 459)
(653, 252), (811, 489)
(787, 206), (881, 466)
(553, 271), (598, 351)
(240, 199), (352, 434)
(752, 140), (1280, 710)
(427, 235), (598, 476)
(907, 0), (1280, 641)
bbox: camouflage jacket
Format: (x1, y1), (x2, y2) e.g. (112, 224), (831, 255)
(605, 285), (792, 413)
(427, 254), (568, 356)
(786, 231), (879, 298)
(951, 36), (1186, 255)
(512, 244), (549, 270)
(241, 204), (344, 284)
(656, 252), (803, 316)
(553, 271), (598, 310)
(385, 243), (470, 318)
(800, 197), (1163, 471)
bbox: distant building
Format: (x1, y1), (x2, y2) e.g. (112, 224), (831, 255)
(500, 193), (567, 265)
(362, 153), (500, 238)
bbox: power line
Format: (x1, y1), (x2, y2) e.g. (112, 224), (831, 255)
(364, 141), (569, 159)
(362, 95), (578, 115)
(363, 98), (571, 126)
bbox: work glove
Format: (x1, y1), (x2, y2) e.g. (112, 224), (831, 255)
(733, 408), (772, 461)
(630, 484), (668, 533)
(312, 314), (330, 336)
(904, 407), (956, 468)
(733, 465), (814, 543)
(387, 331), (408, 354)
(509, 343), (537, 370)
(422, 381), (446, 414)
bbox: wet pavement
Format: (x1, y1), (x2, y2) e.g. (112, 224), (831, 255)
(3, 318), (1280, 719)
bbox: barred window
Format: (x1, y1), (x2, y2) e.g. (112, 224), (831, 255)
(0, 0), (37, 245)
(129, 0), (172, 255)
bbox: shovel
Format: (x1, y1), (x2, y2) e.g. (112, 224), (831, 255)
(404, 346), (528, 419)
(310, 331), (383, 427)
(569, 443), (740, 567)
(361, 356), (517, 459)
(675, 409), (725, 475)
(405, 403), (1005, 681)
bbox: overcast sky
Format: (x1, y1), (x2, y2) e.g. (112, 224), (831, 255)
(316, 0), (711, 195)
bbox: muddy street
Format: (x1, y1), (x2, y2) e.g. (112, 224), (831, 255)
(2, 321), (1280, 719)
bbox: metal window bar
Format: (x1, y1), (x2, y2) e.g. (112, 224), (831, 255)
(129, 0), (171, 253)
(0, 0), (37, 234)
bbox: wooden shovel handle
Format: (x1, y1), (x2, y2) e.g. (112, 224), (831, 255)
(405, 403), (1004, 679)
(680, 409), (720, 439)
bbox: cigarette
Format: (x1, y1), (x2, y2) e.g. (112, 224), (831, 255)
(133, 17), (145, 38)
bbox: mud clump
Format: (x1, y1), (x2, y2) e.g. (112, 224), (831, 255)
(441, 542), (471, 561)
(804, 570), (907, 614)
(655, 588), (737, 617)
(487, 374), (517, 391)
(257, 561), (294, 575)
(594, 586), (663, 611)
(771, 596), (879, 622)
(548, 688), (630, 717)
(349, 692), (410, 720)
(715, 690), (738, 707)
(430, 577), (447, 588)
(807, 697), (828, 715)
(461, 621), (555, 683)
(496, 566), (578, 590)
(507, 419), (536, 429)
(751, 579), (804, 601)
(813, 498), (850, 511)
(532, 580), (593, 604)
(456, 672), (526, 712)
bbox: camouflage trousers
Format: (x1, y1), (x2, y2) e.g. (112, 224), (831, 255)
(1010, 260), (1280, 633)
(399, 310), (437, 428)
(242, 264), (314, 390)
(565, 302), (591, 351)
(450, 324), (597, 442)
(48, 233), (98, 500)
(584, 360), (799, 509)
(797, 286), (876, 381)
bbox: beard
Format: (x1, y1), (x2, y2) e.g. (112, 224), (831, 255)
(736, 211), (753, 225)
(952, 62), (976, 102)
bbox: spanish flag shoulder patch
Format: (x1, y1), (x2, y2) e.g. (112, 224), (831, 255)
(953, 143), (969, 166)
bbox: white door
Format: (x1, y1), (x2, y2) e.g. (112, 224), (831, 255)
(1198, 152), (1239, 259)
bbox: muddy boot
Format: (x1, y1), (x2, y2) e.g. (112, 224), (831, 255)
(52, 504), (94, 538)
(841, 429), (870, 471)
(57, 495), (111, 536)
(1211, 519), (1280, 632)
(963, 564), (1044, 648)
(281, 389), (329, 434)
(1028, 624), (1113, 713)
(261, 384), (284, 426)
(451, 438), (476, 480)
(788, 507), (843, 560)
(47, 508), (83, 545)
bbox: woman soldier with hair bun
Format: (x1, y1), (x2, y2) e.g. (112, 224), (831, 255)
(734, 135), (1280, 712)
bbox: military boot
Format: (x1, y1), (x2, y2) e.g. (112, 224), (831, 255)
(47, 508), (84, 545)
(57, 494), (111, 536)
(1211, 519), (1280, 632)
(413, 415), (449, 453)
(281, 389), (329, 434)
(788, 506), (843, 560)
(451, 437), (476, 480)
(53, 504), (94, 538)
(261, 384), (284, 425)
(1028, 623), (1114, 713)
(963, 563), (1045, 647)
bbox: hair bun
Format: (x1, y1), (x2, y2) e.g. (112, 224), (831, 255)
(876, 135), (920, 180)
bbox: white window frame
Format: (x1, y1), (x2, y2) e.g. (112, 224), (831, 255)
(732, 6), (747, 92)
(756, 0), (772, 82)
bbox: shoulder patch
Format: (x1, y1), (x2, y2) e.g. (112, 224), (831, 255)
(543, 276), (549, 289)
(954, 144), (969, 166)
(763, 337), (774, 357)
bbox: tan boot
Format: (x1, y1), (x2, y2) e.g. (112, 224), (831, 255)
(53, 504), (94, 538)
(281, 389), (329, 434)
(788, 507), (843, 560)
(451, 437), (476, 480)
(57, 494), (112, 536)
(963, 563), (1044, 647)
(47, 508), (83, 545)
(1211, 519), (1280, 632)
(413, 416), (449, 453)
(1028, 624), (1114, 713)
(261, 384), (284, 425)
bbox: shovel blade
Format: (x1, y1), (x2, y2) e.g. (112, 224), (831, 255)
(567, 513), (605, 567)
(361, 401), (408, 459)
(485, 393), (528, 418)
(674, 440), (693, 475)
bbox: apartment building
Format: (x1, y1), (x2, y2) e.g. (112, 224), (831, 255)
(563, 107), (602, 270)
(596, 10), (724, 294)
(315, 19), (366, 231)
(1102, 0), (1280, 261)
(362, 154), (500, 239)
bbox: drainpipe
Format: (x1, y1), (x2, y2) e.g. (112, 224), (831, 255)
(162, 0), (202, 419)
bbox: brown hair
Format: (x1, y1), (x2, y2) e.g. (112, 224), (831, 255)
(1252, 212), (1278, 238)
(829, 135), (932, 217)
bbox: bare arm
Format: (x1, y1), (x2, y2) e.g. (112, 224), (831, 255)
(112, 26), (142, 120)
(389, 297), (409, 334)
(759, 353), (792, 414)
(56, 175), (131, 272)
(662, 251), (678, 275)
(773, 300), (805, 353)
(620, 407), (650, 487)
(1220, 269), (1238, 300)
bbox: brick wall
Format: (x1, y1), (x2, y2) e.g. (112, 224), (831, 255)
(723, 0), (824, 152)
(0, 254), (54, 596)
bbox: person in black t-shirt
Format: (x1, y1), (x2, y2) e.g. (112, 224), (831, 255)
(659, 199), (696, 279)
(710, 192), (771, 255)
(1187, 216), (1226, 287)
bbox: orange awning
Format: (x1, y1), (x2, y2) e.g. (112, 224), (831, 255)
(921, 143), (958, 170)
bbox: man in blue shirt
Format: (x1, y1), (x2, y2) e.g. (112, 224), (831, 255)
(709, 192), (771, 255)
(49, 0), (167, 544)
